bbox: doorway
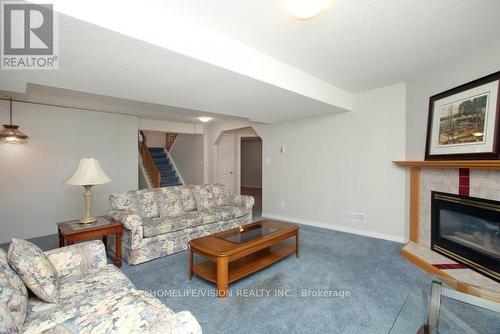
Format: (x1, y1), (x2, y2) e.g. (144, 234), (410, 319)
(216, 133), (236, 192)
(240, 137), (262, 217)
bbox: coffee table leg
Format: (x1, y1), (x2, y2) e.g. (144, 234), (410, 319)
(216, 257), (228, 298)
(296, 231), (300, 258)
(188, 245), (193, 280)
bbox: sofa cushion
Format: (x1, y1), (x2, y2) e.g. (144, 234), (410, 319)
(193, 185), (217, 210)
(136, 189), (160, 218)
(109, 191), (139, 213)
(210, 184), (232, 206)
(175, 186), (197, 211)
(0, 249), (28, 332)
(143, 212), (203, 237)
(212, 205), (247, 220)
(158, 188), (184, 217)
(198, 210), (224, 225)
(22, 265), (144, 333)
(8, 239), (59, 304)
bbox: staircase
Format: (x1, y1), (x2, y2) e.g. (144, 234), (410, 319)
(148, 147), (182, 187)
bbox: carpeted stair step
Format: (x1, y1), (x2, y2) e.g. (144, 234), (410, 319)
(161, 176), (179, 183)
(161, 181), (182, 187)
(153, 158), (170, 165)
(146, 147), (182, 186)
(160, 170), (176, 178)
(156, 163), (173, 171)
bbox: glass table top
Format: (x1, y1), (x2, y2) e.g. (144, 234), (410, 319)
(216, 223), (280, 244)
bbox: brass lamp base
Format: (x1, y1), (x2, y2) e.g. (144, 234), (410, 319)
(79, 216), (97, 224)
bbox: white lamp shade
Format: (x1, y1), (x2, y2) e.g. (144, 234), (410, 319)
(65, 158), (112, 186)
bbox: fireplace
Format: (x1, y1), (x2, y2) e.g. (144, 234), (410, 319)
(431, 191), (500, 282)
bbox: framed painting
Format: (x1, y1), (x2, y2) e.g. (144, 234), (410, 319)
(425, 71), (500, 160)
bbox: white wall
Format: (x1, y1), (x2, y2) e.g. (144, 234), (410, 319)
(257, 84), (407, 241)
(169, 134), (204, 185)
(139, 118), (203, 134)
(142, 130), (165, 147)
(0, 102), (138, 243)
(241, 138), (262, 187)
(406, 46), (500, 159)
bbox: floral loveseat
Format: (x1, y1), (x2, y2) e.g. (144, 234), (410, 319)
(107, 184), (254, 265)
(0, 240), (200, 333)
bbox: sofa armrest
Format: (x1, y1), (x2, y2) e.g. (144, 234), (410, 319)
(174, 311), (202, 334)
(45, 240), (107, 278)
(107, 210), (143, 230)
(231, 194), (254, 209)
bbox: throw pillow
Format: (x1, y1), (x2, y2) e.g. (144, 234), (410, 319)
(193, 185), (217, 210)
(0, 249), (28, 332)
(176, 186), (197, 212)
(8, 239), (59, 303)
(109, 191), (139, 212)
(136, 190), (160, 218)
(158, 188), (185, 217)
(210, 184), (232, 206)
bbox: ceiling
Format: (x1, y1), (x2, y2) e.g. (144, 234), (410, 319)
(161, 0), (500, 92)
(2, 0), (499, 123)
(0, 84), (247, 123)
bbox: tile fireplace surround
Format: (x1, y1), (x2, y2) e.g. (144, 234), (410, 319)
(419, 168), (500, 247)
(394, 161), (500, 300)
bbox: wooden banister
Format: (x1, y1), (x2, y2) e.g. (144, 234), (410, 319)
(165, 132), (177, 151)
(139, 130), (161, 188)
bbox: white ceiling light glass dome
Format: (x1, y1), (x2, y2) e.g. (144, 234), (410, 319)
(285, 0), (329, 20)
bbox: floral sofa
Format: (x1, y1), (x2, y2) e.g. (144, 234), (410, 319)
(0, 240), (201, 333)
(106, 184), (254, 265)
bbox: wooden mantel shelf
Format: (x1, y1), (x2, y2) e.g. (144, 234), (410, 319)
(393, 160), (500, 169)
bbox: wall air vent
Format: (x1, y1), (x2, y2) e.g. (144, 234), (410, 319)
(347, 212), (367, 224)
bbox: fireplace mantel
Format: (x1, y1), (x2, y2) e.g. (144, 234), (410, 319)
(394, 160), (500, 296)
(393, 160), (500, 169)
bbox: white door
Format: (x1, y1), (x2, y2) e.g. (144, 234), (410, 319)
(216, 134), (236, 192)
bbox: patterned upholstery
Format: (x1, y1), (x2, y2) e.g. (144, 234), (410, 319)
(193, 185), (217, 210)
(15, 241), (201, 334)
(136, 189), (160, 218)
(108, 184), (254, 265)
(157, 188), (185, 217)
(8, 239), (59, 304)
(0, 249), (28, 333)
(174, 186), (197, 211)
(210, 184), (232, 206)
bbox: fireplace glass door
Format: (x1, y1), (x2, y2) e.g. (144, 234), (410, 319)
(431, 192), (500, 282)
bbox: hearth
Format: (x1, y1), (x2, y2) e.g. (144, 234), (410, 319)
(431, 191), (500, 282)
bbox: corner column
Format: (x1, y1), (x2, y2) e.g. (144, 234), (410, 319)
(409, 167), (420, 243)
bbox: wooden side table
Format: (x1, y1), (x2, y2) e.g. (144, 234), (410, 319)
(57, 216), (123, 267)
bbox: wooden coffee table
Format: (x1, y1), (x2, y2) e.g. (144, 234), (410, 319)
(188, 220), (299, 297)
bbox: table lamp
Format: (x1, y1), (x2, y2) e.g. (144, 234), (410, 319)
(65, 157), (111, 224)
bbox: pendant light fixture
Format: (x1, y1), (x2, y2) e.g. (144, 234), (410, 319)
(0, 98), (29, 144)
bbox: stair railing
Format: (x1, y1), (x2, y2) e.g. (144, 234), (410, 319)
(165, 132), (178, 151)
(139, 130), (161, 188)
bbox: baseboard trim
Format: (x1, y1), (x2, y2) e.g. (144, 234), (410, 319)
(261, 212), (407, 243)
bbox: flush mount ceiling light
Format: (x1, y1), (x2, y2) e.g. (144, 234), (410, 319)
(197, 116), (213, 123)
(0, 98), (29, 144)
(285, 0), (328, 20)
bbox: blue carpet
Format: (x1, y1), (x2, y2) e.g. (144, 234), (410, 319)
(2, 224), (498, 333)
(118, 224), (422, 334)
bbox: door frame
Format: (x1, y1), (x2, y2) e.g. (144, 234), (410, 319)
(214, 133), (237, 193)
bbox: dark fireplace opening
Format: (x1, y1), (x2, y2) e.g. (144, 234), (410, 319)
(431, 191), (500, 282)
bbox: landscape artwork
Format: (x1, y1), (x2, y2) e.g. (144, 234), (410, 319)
(437, 93), (488, 147)
(425, 71), (500, 160)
